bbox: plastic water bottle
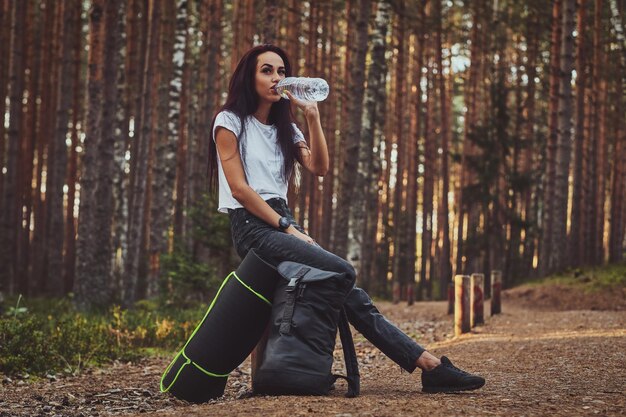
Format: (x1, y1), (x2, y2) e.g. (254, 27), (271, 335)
(274, 77), (330, 102)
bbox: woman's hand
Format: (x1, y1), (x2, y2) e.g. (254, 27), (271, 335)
(285, 90), (319, 120)
(286, 225), (319, 246)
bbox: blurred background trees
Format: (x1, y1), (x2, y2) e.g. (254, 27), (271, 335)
(0, 0), (624, 309)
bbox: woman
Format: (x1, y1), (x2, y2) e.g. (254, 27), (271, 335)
(208, 44), (485, 394)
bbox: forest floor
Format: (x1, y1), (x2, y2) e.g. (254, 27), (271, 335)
(1, 282), (625, 417)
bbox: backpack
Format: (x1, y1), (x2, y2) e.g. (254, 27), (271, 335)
(252, 261), (360, 397)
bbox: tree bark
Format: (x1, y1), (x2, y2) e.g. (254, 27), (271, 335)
(47, 0), (80, 295)
(64, 8), (84, 294)
(125, 0), (160, 307)
(391, 0), (408, 303)
(262, 0), (279, 44)
(148, 0), (177, 297)
(317, 0), (337, 249)
(32, 0), (61, 293)
(0, 0), (26, 294)
(405, 0), (423, 303)
(609, 83), (625, 262)
(539, 0), (562, 276)
(521, 5), (541, 278)
(435, 0), (452, 297)
(17, 0), (37, 296)
(335, 0), (371, 258)
(75, 1), (114, 310)
(353, 0), (390, 292)
(173, 0), (190, 241)
(570, 0), (587, 266)
(551, 0), (575, 272)
(0, 1), (11, 203)
(421, 36), (436, 301)
(591, 0), (610, 265)
(455, 0), (483, 277)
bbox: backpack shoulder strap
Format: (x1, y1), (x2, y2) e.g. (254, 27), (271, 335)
(336, 307), (360, 397)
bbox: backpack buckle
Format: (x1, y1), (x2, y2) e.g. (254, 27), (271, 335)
(286, 277), (299, 292)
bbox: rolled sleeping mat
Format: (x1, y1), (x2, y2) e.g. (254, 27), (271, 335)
(160, 249), (282, 403)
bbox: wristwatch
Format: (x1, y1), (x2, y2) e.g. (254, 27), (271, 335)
(278, 216), (291, 231)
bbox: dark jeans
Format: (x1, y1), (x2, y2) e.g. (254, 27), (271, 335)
(228, 197), (425, 373)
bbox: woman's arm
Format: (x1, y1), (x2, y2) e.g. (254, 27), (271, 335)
(215, 127), (316, 244)
(286, 91), (329, 176)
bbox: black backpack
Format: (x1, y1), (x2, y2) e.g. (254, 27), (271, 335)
(252, 261), (360, 397)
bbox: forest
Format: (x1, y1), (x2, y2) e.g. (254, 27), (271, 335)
(0, 0), (625, 311)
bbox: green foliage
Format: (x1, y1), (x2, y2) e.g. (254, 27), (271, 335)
(159, 246), (220, 307)
(0, 315), (49, 374)
(5, 294), (28, 318)
(0, 296), (209, 377)
(0, 304), (137, 376)
(188, 193), (232, 251)
(157, 192), (236, 307)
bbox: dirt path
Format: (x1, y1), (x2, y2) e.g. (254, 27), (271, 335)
(1, 292), (625, 417)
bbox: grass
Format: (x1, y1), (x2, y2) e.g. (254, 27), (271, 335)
(0, 295), (207, 378)
(527, 262), (626, 292)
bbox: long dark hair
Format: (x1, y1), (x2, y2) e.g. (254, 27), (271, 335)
(208, 44), (298, 194)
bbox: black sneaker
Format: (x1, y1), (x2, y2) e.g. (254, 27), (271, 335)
(421, 356), (485, 393)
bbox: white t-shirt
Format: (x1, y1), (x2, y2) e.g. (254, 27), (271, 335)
(212, 110), (305, 213)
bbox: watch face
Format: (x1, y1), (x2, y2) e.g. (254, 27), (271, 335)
(279, 217), (290, 229)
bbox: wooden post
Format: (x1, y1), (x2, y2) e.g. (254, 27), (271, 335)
(470, 273), (484, 327)
(407, 282), (415, 306)
(454, 275), (471, 336)
(447, 281), (454, 314)
(491, 270), (502, 315)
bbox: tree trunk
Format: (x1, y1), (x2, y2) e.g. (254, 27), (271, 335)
(354, 0), (390, 292)
(127, 0), (148, 232)
(505, 33), (524, 282)
(115, 0), (140, 287)
(173, 0), (190, 241)
(551, 0), (575, 272)
(0, 1), (11, 205)
(17, 0), (37, 296)
(405, 0), (422, 304)
(302, 0), (319, 239)
(33, 0), (61, 293)
(148, 0), (177, 297)
(125, 0), (160, 307)
(391, 0), (407, 303)
(46, 0), (79, 295)
(435, 0), (452, 297)
(521, 5), (541, 278)
(608, 0), (625, 263)
(262, 0), (279, 44)
(455, 0), (483, 277)
(110, 0), (129, 299)
(0, 0), (26, 294)
(75, 0), (114, 310)
(539, 0), (562, 276)
(570, 0), (587, 266)
(591, 0), (610, 265)
(609, 85), (625, 262)
(64, 9), (84, 294)
(421, 41), (435, 301)
(318, 0), (337, 249)
(335, 0), (371, 258)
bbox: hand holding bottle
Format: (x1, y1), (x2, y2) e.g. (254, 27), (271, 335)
(284, 90), (319, 120)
